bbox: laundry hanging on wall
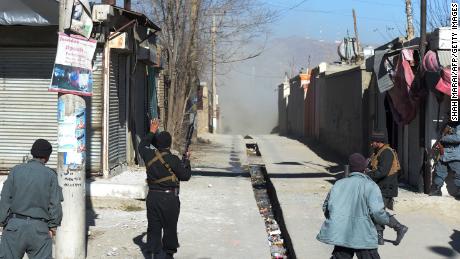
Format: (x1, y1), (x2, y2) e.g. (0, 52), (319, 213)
(423, 50), (452, 97)
(387, 49), (418, 124)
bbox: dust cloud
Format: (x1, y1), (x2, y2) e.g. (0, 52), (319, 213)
(216, 36), (337, 135)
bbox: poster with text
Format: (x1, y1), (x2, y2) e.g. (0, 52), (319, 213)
(49, 33), (96, 96)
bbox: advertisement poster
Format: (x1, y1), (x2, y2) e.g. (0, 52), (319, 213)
(49, 33), (96, 96)
(70, 0), (93, 39)
(58, 116), (78, 152)
(58, 101), (86, 167)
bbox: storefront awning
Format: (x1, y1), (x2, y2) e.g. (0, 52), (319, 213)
(0, 0), (59, 26)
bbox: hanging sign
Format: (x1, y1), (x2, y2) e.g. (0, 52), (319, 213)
(49, 33), (97, 96)
(70, 0), (93, 39)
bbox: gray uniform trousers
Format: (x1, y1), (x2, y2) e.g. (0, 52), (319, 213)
(0, 218), (52, 259)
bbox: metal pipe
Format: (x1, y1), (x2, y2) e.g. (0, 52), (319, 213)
(420, 0), (427, 56)
(352, 9), (361, 61)
(102, 39), (111, 178)
(124, 0), (131, 10)
(102, 0), (116, 5)
(108, 20), (137, 41)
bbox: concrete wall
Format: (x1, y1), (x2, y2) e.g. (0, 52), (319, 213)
(317, 65), (372, 157)
(278, 84), (288, 135)
(277, 64), (372, 158)
(304, 70), (317, 138)
(287, 76), (304, 138)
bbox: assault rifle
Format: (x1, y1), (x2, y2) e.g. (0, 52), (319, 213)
(182, 112), (196, 162)
(430, 123), (453, 163)
(422, 119), (452, 193)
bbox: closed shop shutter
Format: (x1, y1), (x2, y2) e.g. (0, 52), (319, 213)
(0, 48), (103, 173)
(108, 51), (127, 169)
(86, 49), (103, 173)
(0, 48), (58, 170)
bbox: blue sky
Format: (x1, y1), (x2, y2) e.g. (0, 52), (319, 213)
(265, 0), (419, 45)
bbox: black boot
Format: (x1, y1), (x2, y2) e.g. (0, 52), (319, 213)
(377, 230), (384, 245)
(455, 189), (460, 200)
(429, 184), (442, 196)
(388, 216), (408, 246)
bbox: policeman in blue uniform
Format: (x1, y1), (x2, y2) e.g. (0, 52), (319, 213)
(0, 139), (63, 259)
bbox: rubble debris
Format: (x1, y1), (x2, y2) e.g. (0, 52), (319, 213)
(248, 164), (288, 259)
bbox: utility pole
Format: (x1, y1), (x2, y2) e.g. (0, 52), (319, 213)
(405, 0), (415, 40)
(56, 1), (87, 258)
(352, 9), (361, 62)
(124, 0), (131, 10)
(211, 15), (217, 133)
(420, 0), (427, 55)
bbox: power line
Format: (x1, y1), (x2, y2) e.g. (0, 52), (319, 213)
(267, 3), (400, 22)
(266, 0), (310, 12)
(351, 0), (405, 7)
(268, 0), (311, 20)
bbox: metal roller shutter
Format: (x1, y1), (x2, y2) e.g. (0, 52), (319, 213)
(0, 48), (104, 173)
(108, 51), (127, 169)
(0, 48), (58, 170)
(85, 49), (103, 173)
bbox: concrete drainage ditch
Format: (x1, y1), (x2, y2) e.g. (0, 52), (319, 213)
(246, 142), (295, 259)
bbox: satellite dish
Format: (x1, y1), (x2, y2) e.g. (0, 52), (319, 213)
(337, 37), (358, 61)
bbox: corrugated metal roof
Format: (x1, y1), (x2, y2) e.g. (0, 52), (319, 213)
(437, 50), (451, 68)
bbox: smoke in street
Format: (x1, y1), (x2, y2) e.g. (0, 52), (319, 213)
(217, 36), (337, 135)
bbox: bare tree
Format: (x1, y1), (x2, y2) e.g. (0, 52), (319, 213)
(150, 0), (202, 149)
(412, 0), (450, 32)
(144, 0), (274, 148)
(427, 0), (450, 30)
(201, 0), (275, 64)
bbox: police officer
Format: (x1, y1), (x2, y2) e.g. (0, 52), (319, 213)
(0, 139), (63, 259)
(430, 120), (460, 198)
(139, 119), (191, 259)
(368, 131), (408, 246)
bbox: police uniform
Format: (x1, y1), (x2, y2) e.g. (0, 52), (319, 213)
(139, 132), (191, 259)
(369, 144), (400, 207)
(368, 132), (408, 246)
(430, 121), (460, 197)
(0, 139), (63, 259)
